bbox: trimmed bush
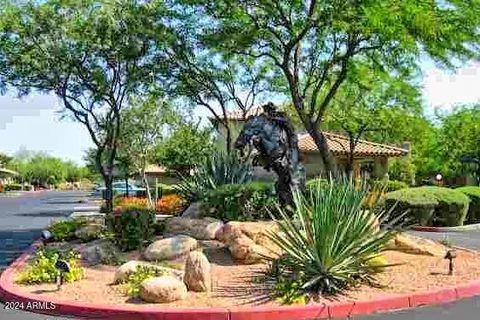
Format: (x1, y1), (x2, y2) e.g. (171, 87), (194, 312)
(370, 180), (409, 192)
(382, 187), (469, 227)
(201, 182), (277, 221)
(4, 183), (23, 191)
(107, 208), (156, 251)
(456, 186), (480, 223)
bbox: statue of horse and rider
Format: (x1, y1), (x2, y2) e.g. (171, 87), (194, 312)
(234, 102), (306, 206)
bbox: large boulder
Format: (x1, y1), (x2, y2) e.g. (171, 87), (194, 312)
(75, 224), (105, 242)
(113, 260), (183, 284)
(140, 276), (187, 303)
(387, 233), (447, 257)
(181, 202), (202, 218)
(144, 235), (198, 261)
(50, 239), (118, 266)
(216, 221), (281, 264)
(164, 217), (223, 240)
(183, 251), (211, 292)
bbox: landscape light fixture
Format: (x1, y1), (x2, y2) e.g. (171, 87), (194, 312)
(41, 230), (52, 246)
(55, 259), (71, 290)
(444, 250), (457, 276)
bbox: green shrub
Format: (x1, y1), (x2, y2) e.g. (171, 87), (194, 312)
(176, 151), (252, 201)
(4, 183), (23, 191)
(456, 186), (480, 223)
(266, 179), (399, 297)
(48, 218), (87, 242)
(382, 187), (469, 227)
(123, 265), (167, 297)
(107, 208), (156, 251)
(200, 182), (276, 221)
(370, 180), (409, 192)
(17, 249), (84, 285)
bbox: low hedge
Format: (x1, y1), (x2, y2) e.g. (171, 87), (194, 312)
(456, 186), (480, 223)
(370, 180), (409, 192)
(381, 186), (470, 227)
(4, 183), (24, 191)
(200, 182), (277, 221)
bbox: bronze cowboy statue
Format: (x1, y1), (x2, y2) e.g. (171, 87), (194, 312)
(234, 102), (305, 206)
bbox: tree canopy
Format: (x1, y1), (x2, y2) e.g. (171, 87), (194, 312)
(177, 0), (480, 172)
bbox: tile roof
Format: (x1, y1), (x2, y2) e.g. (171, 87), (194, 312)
(212, 107), (408, 158)
(298, 132), (408, 158)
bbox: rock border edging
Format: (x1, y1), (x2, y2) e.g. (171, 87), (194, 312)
(2, 240), (480, 320)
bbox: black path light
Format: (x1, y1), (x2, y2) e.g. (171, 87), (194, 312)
(459, 155), (480, 185)
(444, 250), (457, 276)
(55, 259), (71, 290)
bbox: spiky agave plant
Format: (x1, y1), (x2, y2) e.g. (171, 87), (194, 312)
(175, 150), (253, 201)
(267, 178), (402, 296)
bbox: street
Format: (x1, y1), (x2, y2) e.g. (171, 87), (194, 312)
(1, 192), (480, 319)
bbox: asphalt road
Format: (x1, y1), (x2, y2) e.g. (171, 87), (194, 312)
(1, 192), (480, 319)
(0, 191), (93, 320)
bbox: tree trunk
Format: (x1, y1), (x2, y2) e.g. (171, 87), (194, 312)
(104, 174), (113, 213)
(142, 169), (153, 208)
(225, 122), (232, 154)
(305, 122), (338, 175)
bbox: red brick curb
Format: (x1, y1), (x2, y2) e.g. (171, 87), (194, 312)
(2, 241), (480, 320)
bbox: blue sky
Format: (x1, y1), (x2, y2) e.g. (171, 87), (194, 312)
(0, 60), (479, 165)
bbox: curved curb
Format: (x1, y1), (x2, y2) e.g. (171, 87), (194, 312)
(413, 223), (480, 232)
(2, 243), (480, 320)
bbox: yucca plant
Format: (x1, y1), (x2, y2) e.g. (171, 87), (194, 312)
(267, 178), (402, 297)
(175, 150), (253, 201)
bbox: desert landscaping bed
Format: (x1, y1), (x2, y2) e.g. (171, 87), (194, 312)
(12, 246), (480, 308)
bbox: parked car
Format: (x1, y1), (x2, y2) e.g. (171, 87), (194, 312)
(92, 181), (146, 198)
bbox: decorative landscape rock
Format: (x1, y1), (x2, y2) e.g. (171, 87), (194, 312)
(75, 223), (105, 242)
(140, 276), (187, 303)
(183, 251), (211, 292)
(388, 233), (447, 257)
(164, 217), (223, 240)
(216, 221), (281, 264)
(181, 201), (202, 218)
(113, 260), (183, 284)
(73, 239), (118, 266)
(144, 235), (198, 261)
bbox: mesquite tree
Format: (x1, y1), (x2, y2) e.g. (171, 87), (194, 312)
(179, 0), (480, 173)
(0, 0), (176, 212)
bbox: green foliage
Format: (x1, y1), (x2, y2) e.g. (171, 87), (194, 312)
(48, 219), (87, 242)
(456, 186), (480, 223)
(305, 178), (329, 191)
(201, 182), (276, 221)
(436, 105), (480, 180)
(272, 276), (307, 305)
(382, 187), (470, 227)
(9, 154), (93, 187)
(388, 158), (416, 185)
(155, 123), (215, 175)
(267, 179), (398, 296)
(123, 265), (167, 298)
(107, 208), (156, 251)
(3, 183), (23, 191)
(176, 151), (252, 201)
(157, 184), (177, 197)
(370, 180), (409, 193)
(17, 249), (84, 285)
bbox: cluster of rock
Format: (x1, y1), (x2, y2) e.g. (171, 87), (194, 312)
(114, 250), (211, 303)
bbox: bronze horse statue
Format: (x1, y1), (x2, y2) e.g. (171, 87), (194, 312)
(234, 103), (305, 205)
